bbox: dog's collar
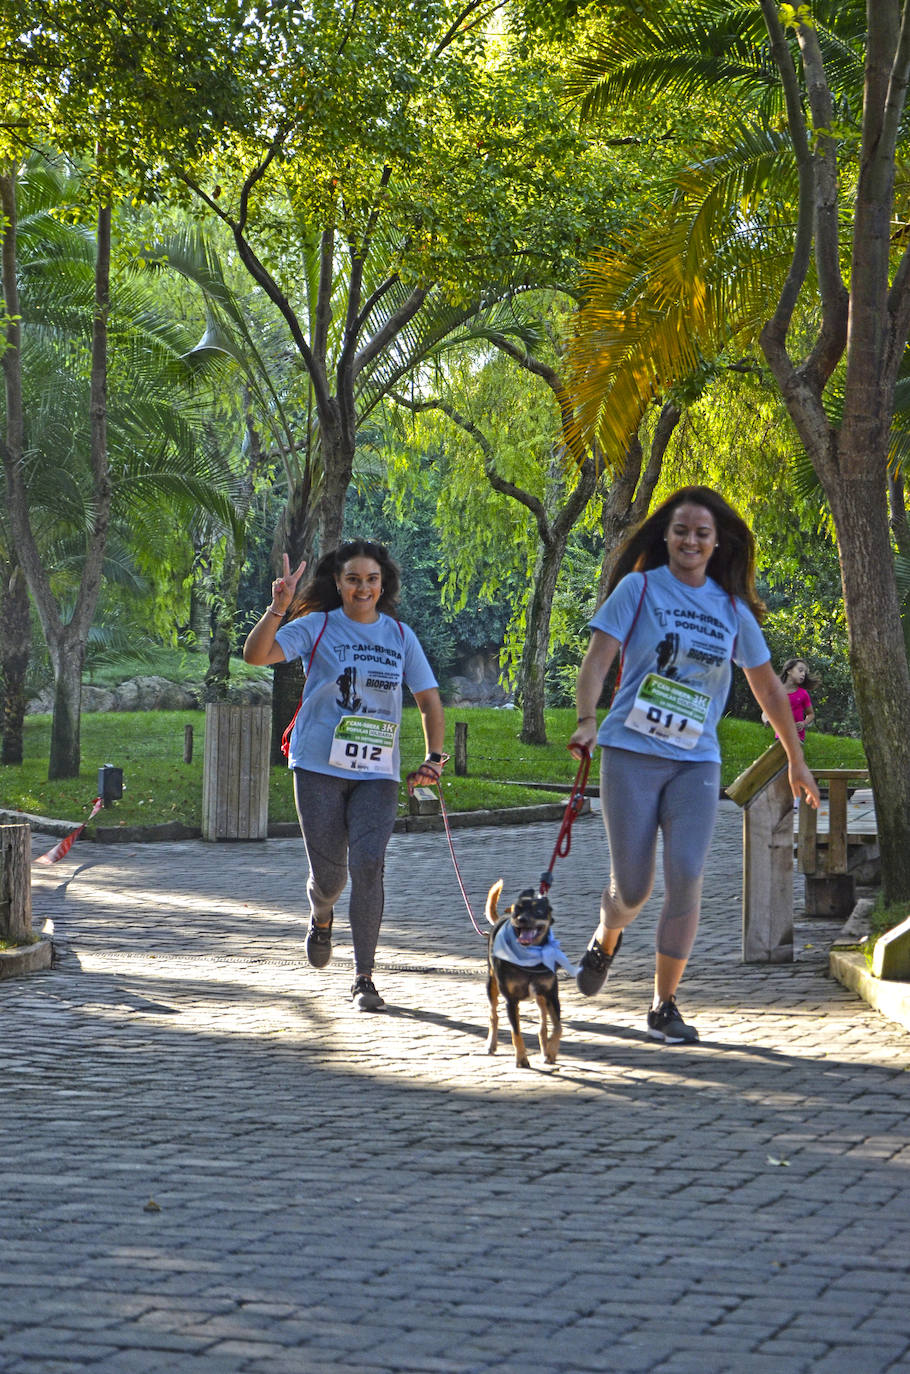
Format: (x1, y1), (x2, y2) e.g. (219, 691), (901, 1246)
(492, 922), (580, 977)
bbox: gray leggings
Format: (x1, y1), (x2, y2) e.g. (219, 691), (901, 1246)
(293, 769), (399, 977)
(600, 747), (721, 962)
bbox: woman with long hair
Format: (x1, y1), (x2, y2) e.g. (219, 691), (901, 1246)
(569, 487), (819, 1043)
(244, 539), (445, 1011)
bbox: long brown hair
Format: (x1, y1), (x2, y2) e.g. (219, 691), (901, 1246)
(780, 658), (820, 692)
(606, 485), (766, 621)
(287, 540), (401, 620)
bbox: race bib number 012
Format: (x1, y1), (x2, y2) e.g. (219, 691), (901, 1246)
(624, 673), (710, 750)
(329, 715), (399, 775)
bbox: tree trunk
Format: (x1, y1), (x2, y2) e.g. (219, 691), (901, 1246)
(270, 658), (306, 766)
(47, 635), (85, 780)
(1, 562), (30, 765)
(189, 553), (212, 654)
(204, 595), (233, 703)
(598, 404), (677, 602)
(313, 420), (355, 556)
(827, 467), (910, 904)
(518, 533), (566, 745)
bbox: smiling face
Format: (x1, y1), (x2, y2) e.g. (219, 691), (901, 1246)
(336, 556), (383, 622)
(664, 502), (718, 586)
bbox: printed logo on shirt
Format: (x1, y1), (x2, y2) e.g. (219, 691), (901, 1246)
(649, 604), (733, 681)
(336, 666), (363, 711)
(332, 639), (403, 669)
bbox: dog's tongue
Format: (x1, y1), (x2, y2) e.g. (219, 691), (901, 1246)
(518, 930), (538, 944)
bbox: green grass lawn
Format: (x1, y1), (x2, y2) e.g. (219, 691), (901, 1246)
(0, 704), (867, 830)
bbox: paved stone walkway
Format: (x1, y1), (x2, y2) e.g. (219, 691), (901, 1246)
(3, 801), (909, 1374)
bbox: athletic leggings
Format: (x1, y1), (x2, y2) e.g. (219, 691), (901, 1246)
(600, 747), (721, 962)
(293, 769), (399, 977)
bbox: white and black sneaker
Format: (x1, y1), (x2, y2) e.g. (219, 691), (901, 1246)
(351, 976), (385, 1012)
(647, 996), (699, 1044)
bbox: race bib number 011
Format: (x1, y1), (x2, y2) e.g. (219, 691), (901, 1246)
(329, 715), (399, 775)
(624, 673), (710, 750)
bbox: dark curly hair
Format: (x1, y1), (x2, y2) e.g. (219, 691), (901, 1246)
(287, 539), (401, 620)
(607, 485), (766, 622)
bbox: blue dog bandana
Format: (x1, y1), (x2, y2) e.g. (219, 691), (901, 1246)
(492, 921), (580, 977)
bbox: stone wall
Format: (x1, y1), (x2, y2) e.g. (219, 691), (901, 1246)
(26, 675), (271, 714)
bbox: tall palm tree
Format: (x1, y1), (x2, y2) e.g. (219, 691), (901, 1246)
(1, 156), (239, 775)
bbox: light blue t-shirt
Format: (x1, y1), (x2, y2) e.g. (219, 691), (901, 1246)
(275, 608), (437, 780)
(590, 565), (769, 763)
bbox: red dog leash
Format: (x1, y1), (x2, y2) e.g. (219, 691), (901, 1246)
(408, 747), (593, 935)
(406, 754), (487, 937)
(538, 748), (591, 896)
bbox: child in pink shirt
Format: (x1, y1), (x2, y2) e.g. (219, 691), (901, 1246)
(763, 657), (817, 741)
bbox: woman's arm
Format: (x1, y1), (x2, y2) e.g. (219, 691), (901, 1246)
(243, 555), (306, 666)
(569, 630), (621, 759)
(413, 686), (445, 757)
(744, 662), (820, 806)
(408, 687), (446, 791)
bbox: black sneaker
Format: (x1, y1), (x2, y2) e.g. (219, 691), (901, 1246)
(351, 976), (385, 1012)
(305, 915), (333, 969)
(575, 931), (622, 996)
(647, 996), (699, 1044)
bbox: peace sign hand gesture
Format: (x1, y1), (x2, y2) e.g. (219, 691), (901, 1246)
(270, 554), (307, 616)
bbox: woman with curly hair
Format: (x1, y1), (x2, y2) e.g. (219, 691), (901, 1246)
(569, 487), (819, 1043)
(244, 539), (445, 1011)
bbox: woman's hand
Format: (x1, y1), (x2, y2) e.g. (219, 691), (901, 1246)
(270, 554), (307, 615)
(790, 758), (820, 809)
(407, 760), (442, 795)
(569, 719), (597, 760)
(243, 553), (307, 665)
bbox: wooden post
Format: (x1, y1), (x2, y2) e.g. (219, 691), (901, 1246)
(741, 770), (795, 963)
(454, 720), (468, 776)
(202, 704), (271, 841)
(0, 823), (32, 944)
(184, 723), (194, 764)
(727, 742), (795, 963)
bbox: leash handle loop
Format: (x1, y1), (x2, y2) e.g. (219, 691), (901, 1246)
(539, 749), (591, 895)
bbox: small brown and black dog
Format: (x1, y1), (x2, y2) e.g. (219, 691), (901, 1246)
(485, 879), (562, 1068)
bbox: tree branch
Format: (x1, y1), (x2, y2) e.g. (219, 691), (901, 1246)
(351, 284), (430, 380)
(71, 196), (113, 645)
(796, 18), (848, 383)
(388, 390), (551, 536)
(434, 0), (507, 56)
(756, 0), (817, 347)
(182, 171), (331, 415)
(486, 332), (579, 452)
(313, 226), (335, 370)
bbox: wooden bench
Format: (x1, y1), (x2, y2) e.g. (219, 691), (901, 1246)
(796, 768), (876, 916)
